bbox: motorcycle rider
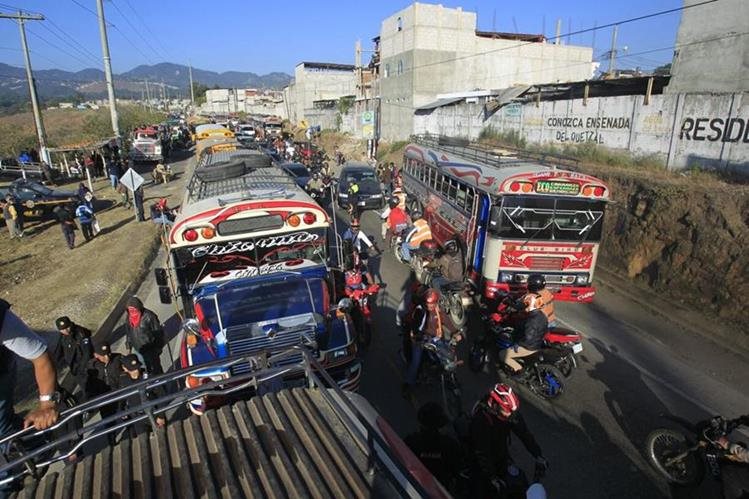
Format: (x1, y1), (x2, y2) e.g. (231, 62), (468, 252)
(499, 294), (548, 376)
(469, 383), (547, 498)
(526, 274), (557, 328)
(384, 197), (410, 241)
(401, 210), (432, 262)
(343, 251), (374, 296)
(403, 288), (460, 394)
(433, 238), (465, 283)
(718, 425), (749, 499)
(342, 219), (380, 258)
(307, 172), (324, 197)
(405, 401), (464, 491)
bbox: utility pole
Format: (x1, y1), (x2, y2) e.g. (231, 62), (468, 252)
(0, 11), (49, 164)
(145, 79), (151, 111)
(95, 0), (120, 137)
(608, 25), (619, 76)
(188, 63), (195, 106)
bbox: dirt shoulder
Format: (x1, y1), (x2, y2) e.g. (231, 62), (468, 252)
(1, 152), (192, 336)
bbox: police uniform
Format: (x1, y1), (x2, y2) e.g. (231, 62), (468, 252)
(118, 355), (165, 437)
(53, 316), (93, 402)
(86, 342), (122, 420)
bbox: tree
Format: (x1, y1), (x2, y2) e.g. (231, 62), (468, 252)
(654, 63), (671, 76)
(192, 82), (209, 105)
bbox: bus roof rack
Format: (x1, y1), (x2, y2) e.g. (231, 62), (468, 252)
(187, 167), (298, 202)
(411, 133), (580, 169)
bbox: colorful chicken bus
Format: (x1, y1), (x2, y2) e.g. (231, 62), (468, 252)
(158, 146), (360, 414)
(401, 136), (610, 303)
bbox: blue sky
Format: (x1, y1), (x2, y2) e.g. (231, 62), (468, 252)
(0, 0), (685, 75)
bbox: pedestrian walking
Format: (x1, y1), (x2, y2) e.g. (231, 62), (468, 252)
(1, 198), (20, 239)
(124, 297), (164, 375)
(75, 201), (95, 241)
(52, 204), (77, 249)
(106, 159), (120, 189)
(134, 185), (145, 221)
(53, 316), (93, 404)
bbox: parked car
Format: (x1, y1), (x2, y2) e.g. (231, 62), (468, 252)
(336, 163), (384, 212)
(2, 178), (79, 216)
(280, 162), (311, 188)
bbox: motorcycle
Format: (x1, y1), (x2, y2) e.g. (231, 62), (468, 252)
(468, 324), (566, 400)
(347, 283), (380, 350)
(488, 297), (583, 377)
(646, 414), (749, 487)
(419, 266), (474, 329)
(420, 337), (464, 419)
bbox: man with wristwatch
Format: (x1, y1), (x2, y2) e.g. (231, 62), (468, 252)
(0, 300), (59, 436)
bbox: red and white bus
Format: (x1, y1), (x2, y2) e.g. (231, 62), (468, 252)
(159, 142), (360, 414)
(401, 136), (610, 302)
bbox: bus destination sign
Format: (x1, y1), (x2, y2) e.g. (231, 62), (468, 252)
(535, 181), (581, 195)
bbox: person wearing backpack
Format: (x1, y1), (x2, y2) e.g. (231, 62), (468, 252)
(123, 296), (164, 375)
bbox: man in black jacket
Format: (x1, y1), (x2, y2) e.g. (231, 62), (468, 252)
(405, 402), (464, 491)
(469, 384), (547, 497)
(85, 342), (122, 419)
(499, 294), (548, 375)
(53, 316), (93, 402)
(118, 355), (166, 437)
(124, 297), (164, 375)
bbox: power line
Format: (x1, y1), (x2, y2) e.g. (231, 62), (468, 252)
(121, 0), (172, 59)
(109, 0), (166, 61)
(397, 0), (719, 77)
(26, 26), (99, 69)
(0, 45), (62, 67)
(36, 22), (101, 67)
(44, 18), (101, 63)
(379, 29), (749, 112)
(109, 23), (155, 65)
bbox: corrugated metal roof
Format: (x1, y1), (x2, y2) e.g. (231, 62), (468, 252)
(414, 96), (466, 111)
(12, 389), (401, 499)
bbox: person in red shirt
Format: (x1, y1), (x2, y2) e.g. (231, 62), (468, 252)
(386, 197), (410, 240)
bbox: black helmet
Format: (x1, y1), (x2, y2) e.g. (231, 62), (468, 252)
(417, 401), (448, 430)
(527, 273), (546, 292)
(444, 239), (459, 256)
(411, 209), (422, 219)
(388, 197), (399, 209)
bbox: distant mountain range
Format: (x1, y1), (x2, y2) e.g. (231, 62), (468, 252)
(0, 62), (291, 104)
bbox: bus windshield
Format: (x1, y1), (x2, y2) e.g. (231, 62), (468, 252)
(173, 228), (327, 291)
(489, 196), (605, 242)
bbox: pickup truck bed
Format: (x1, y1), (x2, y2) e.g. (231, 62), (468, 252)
(13, 388), (402, 498)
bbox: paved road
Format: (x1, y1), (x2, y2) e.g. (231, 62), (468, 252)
(122, 154), (748, 499)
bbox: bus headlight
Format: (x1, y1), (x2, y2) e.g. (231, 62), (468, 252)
(575, 274), (590, 285)
(499, 272), (513, 283)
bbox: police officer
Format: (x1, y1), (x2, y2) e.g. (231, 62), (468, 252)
(53, 316), (93, 402)
(85, 342), (122, 416)
(119, 355), (165, 437)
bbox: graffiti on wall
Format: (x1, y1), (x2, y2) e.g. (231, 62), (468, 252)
(544, 116), (631, 144)
(679, 117), (749, 143)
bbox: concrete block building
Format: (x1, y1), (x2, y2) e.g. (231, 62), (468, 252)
(378, 2), (594, 139)
(283, 62), (356, 126)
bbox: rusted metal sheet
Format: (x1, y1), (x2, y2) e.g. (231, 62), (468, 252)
(12, 389), (392, 499)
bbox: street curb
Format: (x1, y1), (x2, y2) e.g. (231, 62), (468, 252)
(595, 265), (749, 358)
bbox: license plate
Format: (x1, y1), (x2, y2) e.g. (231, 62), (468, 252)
(358, 201), (366, 206)
(572, 343), (583, 354)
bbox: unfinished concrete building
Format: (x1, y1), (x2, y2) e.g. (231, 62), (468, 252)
(378, 2), (594, 139)
(283, 62), (356, 126)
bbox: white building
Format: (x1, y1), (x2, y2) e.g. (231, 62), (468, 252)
(282, 62), (356, 126)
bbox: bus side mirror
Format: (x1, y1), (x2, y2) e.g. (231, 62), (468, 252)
(154, 268), (168, 286)
(158, 286), (172, 304)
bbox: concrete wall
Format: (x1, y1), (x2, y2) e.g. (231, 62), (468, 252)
(668, 0), (749, 94)
(377, 2), (593, 140)
(414, 91), (749, 174)
(284, 64), (355, 126)
(304, 108), (355, 133)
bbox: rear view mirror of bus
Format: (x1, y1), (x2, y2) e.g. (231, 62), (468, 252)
(154, 268), (168, 286)
(158, 286), (172, 305)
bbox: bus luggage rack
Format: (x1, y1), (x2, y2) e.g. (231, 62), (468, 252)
(187, 168), (299, 202)
(412, 133), (580, 169)
(0, 345), (431, 498)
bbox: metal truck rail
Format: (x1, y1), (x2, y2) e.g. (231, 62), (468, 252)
(0, 347), (445, 498)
